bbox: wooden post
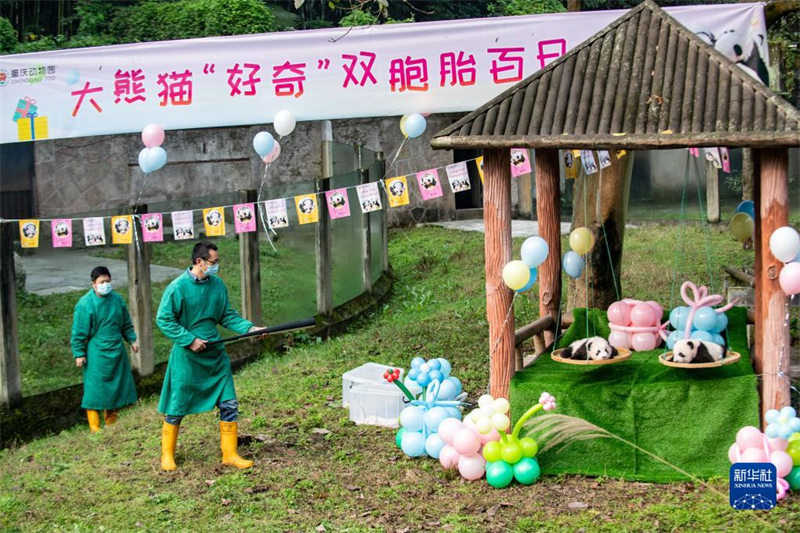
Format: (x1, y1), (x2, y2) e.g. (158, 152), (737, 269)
(376, 151), (389, 274)
(0, 222), (21, 407)
(126, 206), (154, 376)
(535, 149), (562, 346)
(705, 159), (720, 224)
(238, 189), (262, 325)
(753, 148), (791, 423)
(484, 148), (514, 400)
(317, 134), (334, 316)
(357, 146), (373, 294)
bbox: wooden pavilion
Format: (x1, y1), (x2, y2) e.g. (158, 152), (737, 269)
(431, 0), (800, 420)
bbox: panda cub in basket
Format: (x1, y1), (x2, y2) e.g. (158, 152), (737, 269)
(561, 336), (618, 361)
(672, 339), (726, 364)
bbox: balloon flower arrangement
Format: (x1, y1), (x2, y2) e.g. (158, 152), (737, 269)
(769, 226), (800, 296)
(728, 406), (800, 501)
(502, 236), (549, 292)
(607, 299), (667, 351)
(665, 281), (734, 349)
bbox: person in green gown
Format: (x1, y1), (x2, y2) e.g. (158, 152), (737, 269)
(157, 241), (265, 471)
(70, 266), (139, 432)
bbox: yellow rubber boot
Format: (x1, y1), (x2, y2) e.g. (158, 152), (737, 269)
(104, 410), (119, 426)
(220, 421), (253, 469)
(86, 410), (101, 433)
(161, 422), (179, 471)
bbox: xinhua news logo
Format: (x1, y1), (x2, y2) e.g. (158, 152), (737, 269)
(730, 463), (777, 510)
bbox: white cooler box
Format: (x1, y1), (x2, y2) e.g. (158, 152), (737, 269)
(342, 362), (406, 428)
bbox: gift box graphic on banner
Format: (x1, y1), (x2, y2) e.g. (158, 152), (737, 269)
(17, 112), (49, 141)
(12, 97), (37, 122)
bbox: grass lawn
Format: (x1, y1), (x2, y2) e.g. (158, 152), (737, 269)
(2, 224), (797, 531)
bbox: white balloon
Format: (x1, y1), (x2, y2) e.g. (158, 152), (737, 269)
(492, 398), (510, 415)
(770, 226), (800, 263)
(273, 110), (296, 137)
(491, 413), (510, 431)
(478, 394), (494, 411)
(475, 416), (492, 434)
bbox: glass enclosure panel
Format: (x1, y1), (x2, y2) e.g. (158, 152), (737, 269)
(330, 171), (365, 306)
(332, 142), (356, 175)
(368, 160), (386, 284)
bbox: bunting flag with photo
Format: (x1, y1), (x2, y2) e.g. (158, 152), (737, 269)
(83, 217), (106, 246)
(233, 203), (257, 233)
(111, 215), (133, 244)
(445, 161), (471, 193)
(703, 147), (722, 169)
(510, 148), (532, 177)
(356, 182), (382, 213)
(476, 156), (484, 183)
(580, 150), (598, 175)
(141, 213), (164, 242)
(597, 150), (612, 169)
(203, 207), (226, 236)
(416, 168), (444, 200)
(688, 147), (700, 157)
(265, 199), (289, 228)
(51, 218), (72, 248)
(19, 219), (39, 248)
(719, 147), (731, 173)
(564, 150), (580, 179)
(325, 188), (351, 219)
(295, 194), (319, 224)
(385, 176), (410, 207)
(172, 210), (195, 240)
(615, 149), (627, 159)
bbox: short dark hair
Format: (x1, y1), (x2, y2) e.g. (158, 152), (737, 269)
(91, 266), (111, 281)
(192, 241), (218, 264)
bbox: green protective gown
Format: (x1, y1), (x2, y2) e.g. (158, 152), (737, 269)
(70, 290), (138, 410)
(157, 271), (253, 416)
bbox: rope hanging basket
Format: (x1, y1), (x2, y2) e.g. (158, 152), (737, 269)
(659, 350), (741, 369)
(551, 347), (632, 366)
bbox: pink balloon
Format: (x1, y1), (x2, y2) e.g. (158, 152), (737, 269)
(779, 262), (800, 296)
(608, 331), (630, 350)
(439, 445), (460, 469)
(438, 418), (464, 445)
(736, 426), (764, 451)
(141, 124), (164, 148)
(728, 443), (741, 464)
(646, 301), (663, 324)
(452, 428), (481, 456)
(771, 450), (794, 478)
(630, 303), (656, 327)
(478, 428), (501, 445)
(740, 447), (769, 463)
(767, 437), (788, 452)
(262, 140), (281, 164)
(631, 332), (657, 351)
(457, 454), (486, 481)
(607, 302), (631, 325)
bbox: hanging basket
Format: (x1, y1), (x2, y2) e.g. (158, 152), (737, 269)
(551, 347), (632, 365)
(658, 350), (741, 369)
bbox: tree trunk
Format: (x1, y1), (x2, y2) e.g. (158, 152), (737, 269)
(534, 149), (561, 346)
(742, 148), (754, 201)
(567, 152), (633, 314)
(568, 0), (581, 12)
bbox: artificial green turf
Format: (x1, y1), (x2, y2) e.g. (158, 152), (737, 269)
(510, 306), (759, 482)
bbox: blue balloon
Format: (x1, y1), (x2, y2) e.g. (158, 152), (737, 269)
(736, 200), (755, 221)
(692, 306), (717, 331)
(423, 406), (451, 432)
(399, 406), (424, 432)
(427, 359), (441, 370)
(410, 357), (425, 369)
(407, 367), (419, 380)
(145, 146), (167, 172)
(405, 114), (426, 139)
(425, 433), (446, 459)
(516, 267), (537, 293)
(445, 407), (462, 420)
(138, 148), (152, 174)
(781, 406), (797, 419)
(711, 312), (728, 334)
(712, 333), (725, 346)
(669, 306), (690, 330)
(562, 251), (584, 279)
(428, 369), (444, 383)
(401, 430), (426, 457)
(435, 358), (451, 378)
(416, 372), (431, 387)
(691, 330), (713, 342)
(437, 379), (460, 400)
(252, 131), (275, 157)
(521, 236), (549, 268)
(444, 376), (462, 396)
(666, 330), (685, 349)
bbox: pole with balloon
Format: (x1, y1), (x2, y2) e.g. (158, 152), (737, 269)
(133, 124), (167, 255)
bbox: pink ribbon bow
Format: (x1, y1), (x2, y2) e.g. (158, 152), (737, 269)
(680, 281), (736, 338)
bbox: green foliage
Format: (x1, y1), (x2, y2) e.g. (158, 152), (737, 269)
(488, 0), (566, 16)
(0, 16), (17, 53)
(338, 9), (380, 27)
(73, 0), (115, 37)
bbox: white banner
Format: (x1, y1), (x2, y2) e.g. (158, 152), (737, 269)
(0, 4), (766, 144)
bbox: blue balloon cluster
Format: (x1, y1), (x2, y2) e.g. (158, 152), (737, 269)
(666, 306), (728, 348)
(138, 146), (167, 174)
(765, 406), (800, 440)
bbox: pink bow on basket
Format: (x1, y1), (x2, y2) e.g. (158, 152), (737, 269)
(680, 281), (736, 339)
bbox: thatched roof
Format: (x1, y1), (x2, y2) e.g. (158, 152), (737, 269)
(431, 0), (800, 150)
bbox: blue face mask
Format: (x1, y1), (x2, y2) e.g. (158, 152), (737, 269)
(96, 282), (112, 295)
(204, 261), (220, 276)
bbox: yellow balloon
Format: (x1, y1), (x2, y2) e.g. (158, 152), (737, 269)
(730, 212), (754, 242)
(399, 115), (409, 137)
(502, 260), (530, 291)
(569, 227), (595, 255)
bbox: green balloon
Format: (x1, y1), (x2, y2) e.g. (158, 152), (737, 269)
(730, 212), (754, 242)
(395, 427), (405, 448)
(513, 457), (541, 485)
(483, 441), (502, 463)
(501, 441), (523, 464)
(787, 466), (800, 491)
(486, 461), (514, 489)
(520, 437), (538, 458)
(786, 439), (800, 466)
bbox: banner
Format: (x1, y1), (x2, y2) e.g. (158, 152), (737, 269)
(203, 207), (226, 236)
(356, 183), (382, 213)
(597, 150), (612, 169)
(580, 150), (598, 175)
(111, 215), (133, 244)
(233, 203), (256, 233)
(83, 217), (106, 246)
(265, 199), (289, 228)
(172, 210), (195, 240)
(0, 4), (766, 143)
(19, 220), (39, 248)
(385, 176), (410, 207)
(325, 188), (351, 219)
(141, 213), (163, 242)
(295, 194), (319, 224)
(510, 148), (531, 177)
(416, 168), (444, 200)
(445, 161), (471, 193)
(51, 218), (72, 247)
